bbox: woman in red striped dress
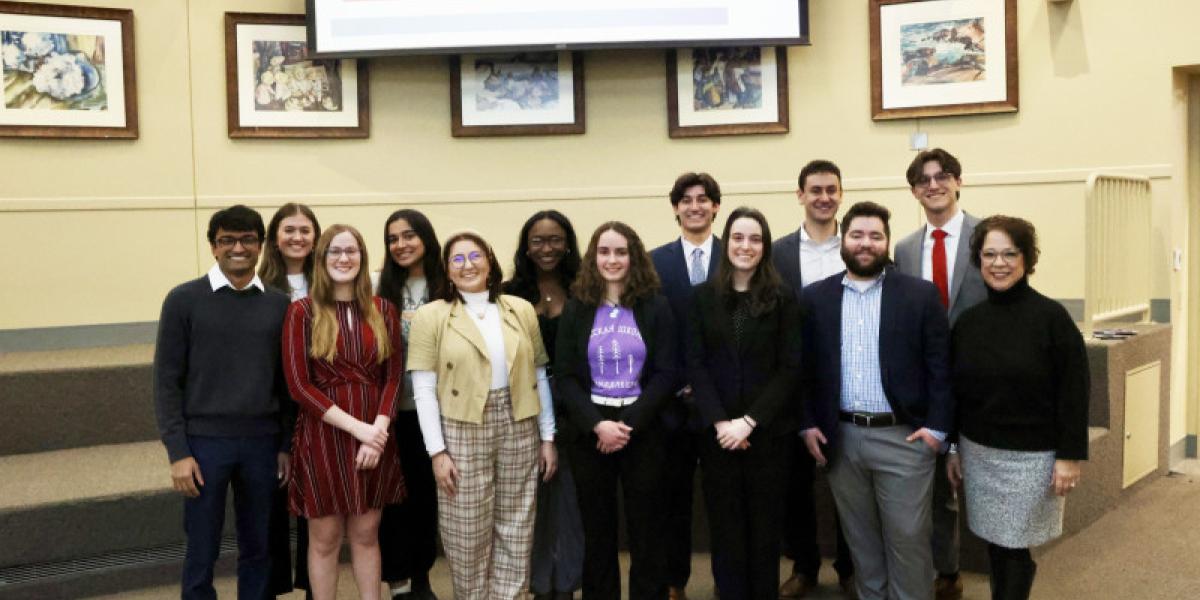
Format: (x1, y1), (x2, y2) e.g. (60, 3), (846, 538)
(283, 224), (407, 600)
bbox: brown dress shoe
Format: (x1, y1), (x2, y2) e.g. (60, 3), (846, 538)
(668, 586), (688, 600)
(934, 576), (964, 600)
(778, 573), (815, 599)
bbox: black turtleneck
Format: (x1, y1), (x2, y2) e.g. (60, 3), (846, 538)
(950, 277), (1090, 460)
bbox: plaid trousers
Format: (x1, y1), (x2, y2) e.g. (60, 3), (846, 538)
(439, 388), (540, 600)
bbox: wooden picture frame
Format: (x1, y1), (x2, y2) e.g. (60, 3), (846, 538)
(870, 0), (1018, 120)
(0, 1), (137, 139)
(449, 51), (584, 137)
(224, 12), (368, 139)
(666, 46), (789, 138)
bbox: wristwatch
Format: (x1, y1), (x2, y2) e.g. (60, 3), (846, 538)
(948, 443), (959, 455)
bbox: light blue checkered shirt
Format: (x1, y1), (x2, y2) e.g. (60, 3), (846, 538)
(839, 273), (891, 414)
(837, 271), (946, 444)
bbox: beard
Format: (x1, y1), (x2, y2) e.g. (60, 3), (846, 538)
(841, 245), (888, 278)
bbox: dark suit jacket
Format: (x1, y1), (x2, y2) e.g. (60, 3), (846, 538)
(650, 236), (722, 430)
(772, 227), (806, 300)
(800, 268), (954, 451)
(686, 283), (802, 436)
(554, 295), (678, 435)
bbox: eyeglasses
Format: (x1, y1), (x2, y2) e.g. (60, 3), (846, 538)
(449, 251), (485, 269)
(980, 249), (1021, 265)
(913, 172), (956, 188)
(326, 247), (361, 259)
(216, 235), (261, 249)
(529, 236), (565, 249)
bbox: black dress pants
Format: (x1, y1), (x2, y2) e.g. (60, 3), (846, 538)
(783, 435), (853, 580)
(699, 430), (790, 600)
(378, 410), (439, 587)
(661, 424), (697, 588)
(571, 408), (667, 600)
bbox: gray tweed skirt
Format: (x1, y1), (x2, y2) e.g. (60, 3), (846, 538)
(961, 435), (1065, 548)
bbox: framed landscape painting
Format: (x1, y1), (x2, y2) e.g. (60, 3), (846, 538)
(225, 12), (368, 138)
(870, 0), (1018, 120)
(449, 51), (584, 137)
(0, 1), (137, 139)
(666, 46), (789, 138)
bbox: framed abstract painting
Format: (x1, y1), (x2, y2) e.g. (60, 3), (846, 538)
(870, 0), (1018, 120)
(666, 46), (788, 138)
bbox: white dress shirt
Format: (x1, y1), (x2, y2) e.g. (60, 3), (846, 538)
(920, 209), (965, 283)
(799, 223), (845, 288)
(680, 234), (715, 280)
(207, 263), (265, 292)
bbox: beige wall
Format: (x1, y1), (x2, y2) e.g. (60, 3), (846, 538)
(2, 0), (1198, 444)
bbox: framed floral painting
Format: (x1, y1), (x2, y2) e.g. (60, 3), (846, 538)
(0, 1), (137, 139)
(225, 12), (368, 138)
(666, 46), (789, 138)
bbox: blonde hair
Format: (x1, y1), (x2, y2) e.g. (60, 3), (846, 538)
(308, 225), (391, 363)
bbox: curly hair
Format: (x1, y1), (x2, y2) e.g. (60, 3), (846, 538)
(571, 221), (660, 307)
(969, 215), (1040, 275)
(503, 210), (581, 304)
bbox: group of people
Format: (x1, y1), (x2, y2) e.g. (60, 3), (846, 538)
(154, 147), (1089, 600)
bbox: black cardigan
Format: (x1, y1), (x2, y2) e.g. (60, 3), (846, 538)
(950, 278), (1090, 460)
(685, 283), (801, 436)
(554, 294), (679, 435)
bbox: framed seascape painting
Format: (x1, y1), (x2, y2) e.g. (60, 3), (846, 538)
(224, 12), (368, 139)
(449, 51), (584, 137)
(870, 0), (1018, 120)
(0, 1), (136, 139)
(666, 46), (788, 138)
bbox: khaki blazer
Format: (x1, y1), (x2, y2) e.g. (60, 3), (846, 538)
(407, 294), (548, 423)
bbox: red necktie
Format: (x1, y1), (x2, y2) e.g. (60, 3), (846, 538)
(931, 228), (949, 308)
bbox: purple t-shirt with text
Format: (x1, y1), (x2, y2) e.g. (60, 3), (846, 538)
(588, 305), (646, 398)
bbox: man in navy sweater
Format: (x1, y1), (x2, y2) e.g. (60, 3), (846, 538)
(154, 205), (293, 599)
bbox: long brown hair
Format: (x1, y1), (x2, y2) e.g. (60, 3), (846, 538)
(714, 207), (783, 316)
(259, 203), (321, 295)
(571, 221), (660, 307)
(309, 225), (391, 363)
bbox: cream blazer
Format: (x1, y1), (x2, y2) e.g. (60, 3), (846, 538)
(407, 294), (548, 423)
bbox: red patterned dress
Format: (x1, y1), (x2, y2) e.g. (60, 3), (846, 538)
(283, 297), (407, 517)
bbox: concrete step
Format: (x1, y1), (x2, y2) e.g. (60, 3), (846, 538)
(0, 441), (183, 568)
(0, 345), (157, 456)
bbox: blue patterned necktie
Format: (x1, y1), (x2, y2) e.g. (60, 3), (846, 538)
(689, 247), (705, 286)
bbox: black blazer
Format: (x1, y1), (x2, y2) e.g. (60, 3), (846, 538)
(686, 283), (802, 436)
(554, 294), (679, 435)
(800, 268), (954, 450)
(772, 228), (805, 300)
(650, 236), (721, 430)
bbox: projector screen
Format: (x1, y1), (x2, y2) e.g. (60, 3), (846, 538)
(305, 0), (809, 57)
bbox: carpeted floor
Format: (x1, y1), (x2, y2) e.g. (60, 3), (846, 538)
(94, 471), (1200, 599)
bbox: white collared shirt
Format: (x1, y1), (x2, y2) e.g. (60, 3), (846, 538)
(680, 234), (715, 281)
(207, 263), (265, 293)
(920, 209), (965, 283)
(799, 222), (845, 288)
